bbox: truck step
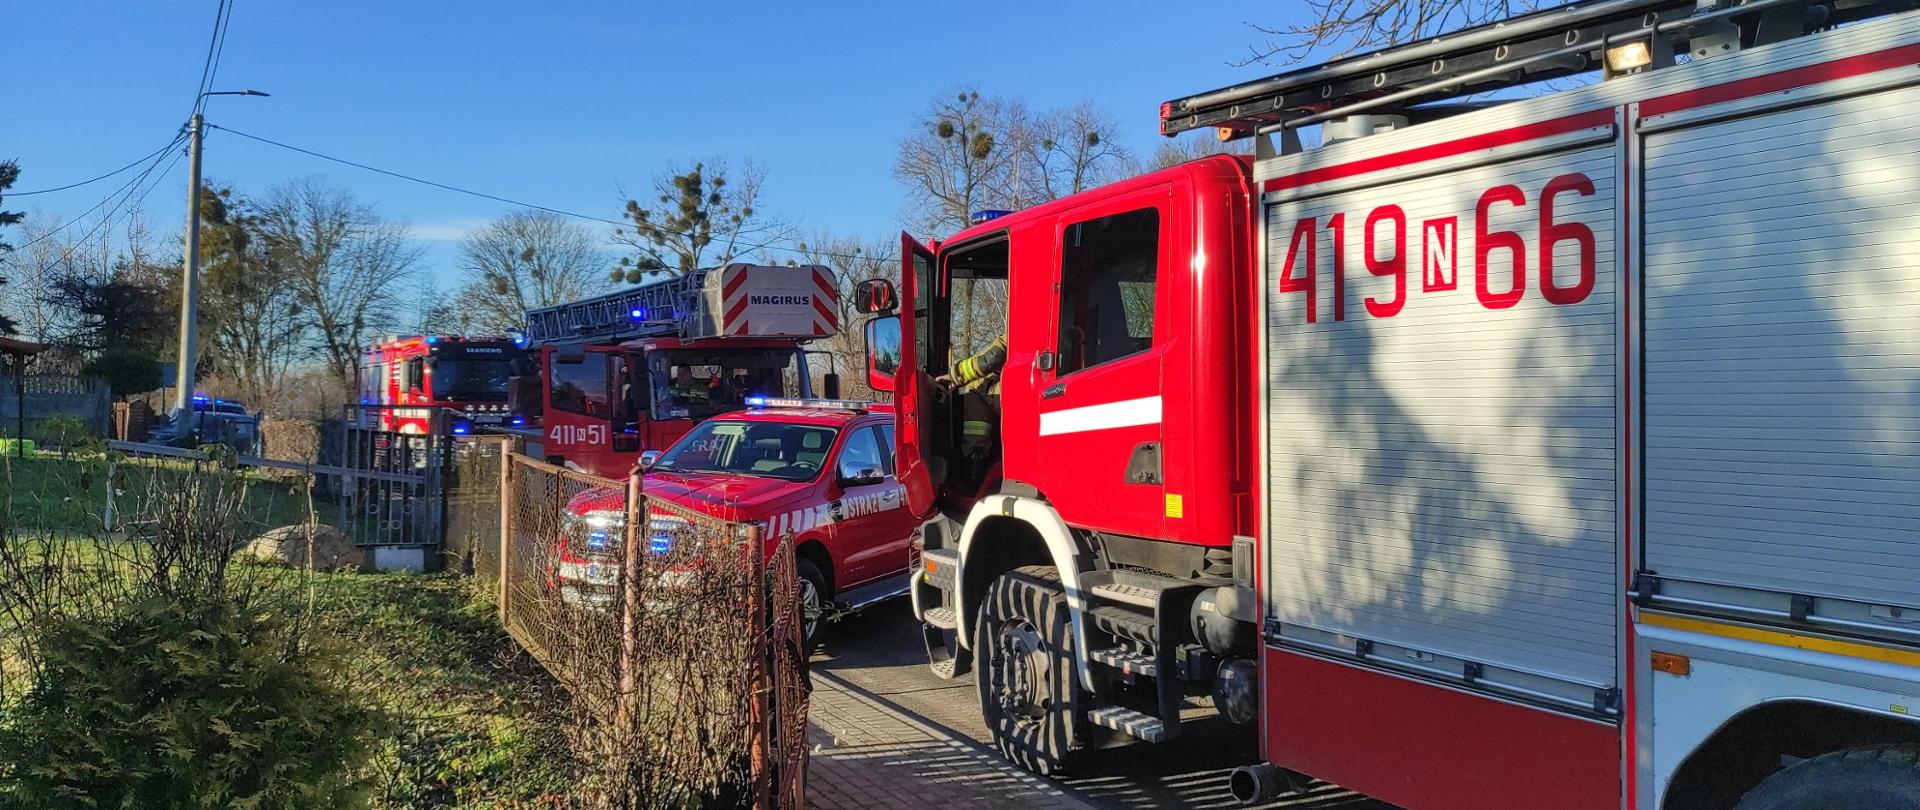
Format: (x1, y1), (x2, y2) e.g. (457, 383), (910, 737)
(833, 573), (910, 615)
(1088, 604), (1159, 645)
(1082, 568), (1191, 609)
(923, 606), (957, 630)
(1087, 706), (1170, 743)
(931, 658), (959, 679)
(1089, 647), (1158, 678)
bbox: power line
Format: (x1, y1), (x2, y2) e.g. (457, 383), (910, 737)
(25, 140), (185, 274)
(206, 1), (235, 103)
(15, 134), (187, 253)
(191, 0), (229, 114)
(10, 137), (190, 197)
(204, 123), (875, 265)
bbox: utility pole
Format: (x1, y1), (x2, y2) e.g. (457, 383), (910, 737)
(172, 112), (205, 426)
(170, 90), (267, 444)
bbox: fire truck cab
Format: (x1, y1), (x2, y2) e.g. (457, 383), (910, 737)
(864, 1), (1920, 807)
(358, 335), (528, 434)
(521, 263), (843, 479)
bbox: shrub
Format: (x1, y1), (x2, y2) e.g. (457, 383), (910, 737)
(0, 594), (388, 810)
(31, 415), (97, 456)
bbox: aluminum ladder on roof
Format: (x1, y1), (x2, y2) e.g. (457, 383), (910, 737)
(1159, 0), (1917, 138)
(521, 269), (711, 344)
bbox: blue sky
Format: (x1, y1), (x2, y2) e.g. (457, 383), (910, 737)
(8, 2), (1303, 286)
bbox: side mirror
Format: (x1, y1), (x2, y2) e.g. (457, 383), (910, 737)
(854, 279), (897, 314)
(639, 449), (662, 470)
(840, 467), (885, 487)
(822, 371), (842, 400)
(864, 315), (901, 394)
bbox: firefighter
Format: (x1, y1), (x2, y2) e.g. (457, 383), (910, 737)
(938, 332), (1008, 467)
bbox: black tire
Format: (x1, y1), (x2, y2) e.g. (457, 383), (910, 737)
(974, 565), (1083, 776)
(795, 558), (828, 653)
(1736, 745), (1920, 810)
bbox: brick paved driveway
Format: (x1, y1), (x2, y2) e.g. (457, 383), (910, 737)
(805, 600), (1396, 809)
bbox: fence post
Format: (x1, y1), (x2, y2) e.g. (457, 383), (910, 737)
(617, 461), (646, 746)
(746, 523), (772, 810)
(498, 444), (513, 630)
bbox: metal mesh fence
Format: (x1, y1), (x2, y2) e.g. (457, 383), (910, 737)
(444, 436), (506, 577)
(495, 451), (808, 808)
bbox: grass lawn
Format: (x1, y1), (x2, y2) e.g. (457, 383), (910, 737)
(1, 453), (579, 807)
(311, 572), (579, 808)
(1, 451), (338, 536)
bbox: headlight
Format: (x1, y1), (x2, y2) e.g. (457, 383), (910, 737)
(564, 509), (626, 553)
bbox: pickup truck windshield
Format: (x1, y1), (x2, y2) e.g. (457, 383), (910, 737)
(648, 348), (799, 422)
(651, 420), (837, 482)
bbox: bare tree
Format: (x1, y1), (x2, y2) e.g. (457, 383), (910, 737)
(792, 232), (897, 400)
(197, 183), (308, 409)
(614, 159), (791, 281)
(256, 177), (421, 384)
(1243, 0), (1542, 65)
(1026, 101), (1134, 201)
(1150, 131), (1243, 170)
(893, 88), (1033, 236)
(457, 210), (609, 330)
(5, 219), (75, 343)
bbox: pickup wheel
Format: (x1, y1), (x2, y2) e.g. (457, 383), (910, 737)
(796, 558), (828, 653)
(1736, 745), (1920, 810)
(975, 565), (1083, 776)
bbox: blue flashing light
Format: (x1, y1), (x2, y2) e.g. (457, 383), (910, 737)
(510, 415), (526, 427)
(451, 420), (471, 435)
(586, 529), (611, 551)
(649, 535), (673, 555)
(744, 396), (769, 408)
(426, 336), (439, 345)
(970, 209), (1012, 225)
(629, 306), (648, 320)
(192, 394), (209, 402)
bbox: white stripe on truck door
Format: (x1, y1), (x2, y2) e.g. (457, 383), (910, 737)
(1037, 396), (1162, 436)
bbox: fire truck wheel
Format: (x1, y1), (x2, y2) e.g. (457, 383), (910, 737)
(1736, 745), (1920, 810)
(796, 558), (828, 653)
(975, 565), (1083, 776)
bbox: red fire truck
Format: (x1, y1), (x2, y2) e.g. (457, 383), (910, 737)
(517, 263), (842, 478)
(357, 335), (528, 433)
(554, 398), (915, 642)
(859, 1), (1920, 806)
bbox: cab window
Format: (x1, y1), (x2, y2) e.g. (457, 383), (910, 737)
(1057, 207), (1159, 375)
(550, 354), (610, 416)
(837, 427), (887, 481)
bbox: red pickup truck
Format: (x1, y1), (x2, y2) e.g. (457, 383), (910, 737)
(556, 398), (916, 644)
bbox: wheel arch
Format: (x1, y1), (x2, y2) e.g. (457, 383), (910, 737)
(1663, 698), (1920, 809)
(953, 495), (1096, 690)
(793, 536), (835, 595)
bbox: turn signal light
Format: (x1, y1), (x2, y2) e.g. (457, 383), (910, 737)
(1651, 651), (1691, 677)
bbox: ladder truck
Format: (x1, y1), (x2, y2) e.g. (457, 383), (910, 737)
(855, 0), (1920, 806)
(516, 263), (842, 479)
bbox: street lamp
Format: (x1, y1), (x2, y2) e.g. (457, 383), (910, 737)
(171, 89), (269, 442)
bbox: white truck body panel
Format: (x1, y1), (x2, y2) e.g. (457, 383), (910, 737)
(1262, 141), (1622, 708)
(1248, 10), (1920, 798)
(1642, 82), (1920, 613)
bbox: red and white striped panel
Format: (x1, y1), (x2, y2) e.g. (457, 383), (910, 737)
(712, 263), (840, 337)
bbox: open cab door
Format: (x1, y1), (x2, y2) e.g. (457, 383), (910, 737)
(896, 232), (946, 519)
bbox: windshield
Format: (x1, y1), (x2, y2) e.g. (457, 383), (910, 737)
(431, 358), (516, 402)
(651, 420), (837, 482)
(649, 348), (800, 421)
